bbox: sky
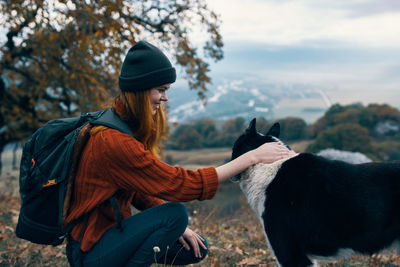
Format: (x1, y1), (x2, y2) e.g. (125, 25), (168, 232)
(199, 0), (400, 107)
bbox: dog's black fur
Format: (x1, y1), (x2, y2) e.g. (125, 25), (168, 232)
(232, 118), (400, 267)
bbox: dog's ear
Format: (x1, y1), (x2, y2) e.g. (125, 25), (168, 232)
(266, 122), (280, 138)
(245, 118), (257, 135)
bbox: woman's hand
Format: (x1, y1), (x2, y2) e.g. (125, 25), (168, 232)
(252, 142), (297, 164)
(178, 227), (206, 258)
(216, 142), (297, 183)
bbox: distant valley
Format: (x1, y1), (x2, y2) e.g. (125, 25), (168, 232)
(167, 76), (400, 125)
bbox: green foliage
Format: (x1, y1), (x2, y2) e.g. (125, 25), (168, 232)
(310, 103), (400, 138)
(307, 103), (400, 161)
(306, 124), (373, 154)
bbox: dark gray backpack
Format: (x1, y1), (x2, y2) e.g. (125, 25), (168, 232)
(16, 109), (132, 246)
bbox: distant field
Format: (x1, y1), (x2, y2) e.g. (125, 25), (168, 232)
(164, 147), (232, 170)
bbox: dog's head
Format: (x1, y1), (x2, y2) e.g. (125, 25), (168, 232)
(231, 118), (282, 161)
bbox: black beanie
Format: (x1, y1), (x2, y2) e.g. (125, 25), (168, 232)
(119, 41), (176, 92)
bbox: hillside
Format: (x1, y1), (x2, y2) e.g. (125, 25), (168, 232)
(167, 79), (329, 124)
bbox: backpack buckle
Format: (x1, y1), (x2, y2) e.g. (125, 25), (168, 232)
(43, 179), (57, 187)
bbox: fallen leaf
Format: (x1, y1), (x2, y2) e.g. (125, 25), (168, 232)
(235, 246), (244, 255)
(10, 209), (19, 224)
(237, 256), (261, 266)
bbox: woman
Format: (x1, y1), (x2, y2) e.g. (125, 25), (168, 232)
(65, 41), (295, 267)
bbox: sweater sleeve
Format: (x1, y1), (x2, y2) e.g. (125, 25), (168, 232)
(96, 129), (219, 201)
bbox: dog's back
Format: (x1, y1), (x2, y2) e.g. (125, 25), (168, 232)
(263, 154), (400, 264)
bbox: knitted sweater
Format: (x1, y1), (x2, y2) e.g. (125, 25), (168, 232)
(64, 127), (219, 252)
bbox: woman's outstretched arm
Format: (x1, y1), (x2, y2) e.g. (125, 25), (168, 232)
(215, 142), (297, 183)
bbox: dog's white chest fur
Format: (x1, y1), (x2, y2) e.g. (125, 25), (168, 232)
(239, 159), (287, 217)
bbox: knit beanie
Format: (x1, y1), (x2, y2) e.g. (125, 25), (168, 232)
(119, 41), (176, 92)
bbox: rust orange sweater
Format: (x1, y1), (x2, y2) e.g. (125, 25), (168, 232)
(64, 128), (219, 252)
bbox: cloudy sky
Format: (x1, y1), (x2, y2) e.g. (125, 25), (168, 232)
(201, 0), (400, 106)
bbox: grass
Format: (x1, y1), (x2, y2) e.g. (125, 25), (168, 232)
(1, 147), (400, 266)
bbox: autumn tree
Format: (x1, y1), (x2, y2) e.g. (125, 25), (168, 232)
(0, 0), (223, 172)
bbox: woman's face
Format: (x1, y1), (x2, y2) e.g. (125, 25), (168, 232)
(149, 84), (170, 115)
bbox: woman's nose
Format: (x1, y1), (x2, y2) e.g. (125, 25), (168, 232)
(161, 92), (168, 102)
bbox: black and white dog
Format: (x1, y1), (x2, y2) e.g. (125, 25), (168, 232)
(232, 118), (400, 267)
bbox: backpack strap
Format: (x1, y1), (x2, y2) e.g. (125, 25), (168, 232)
(109, 195), (123, 232)
(90, 108), (135, 138)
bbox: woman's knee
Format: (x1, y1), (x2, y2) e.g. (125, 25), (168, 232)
(163, 202), (188, 219)
(160, 202), (188, 230)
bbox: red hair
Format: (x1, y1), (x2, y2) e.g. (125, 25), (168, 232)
(91, 91), (167, 158)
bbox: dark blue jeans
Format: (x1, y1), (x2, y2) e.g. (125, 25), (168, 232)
(66, 202), (208, 267)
